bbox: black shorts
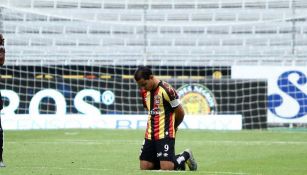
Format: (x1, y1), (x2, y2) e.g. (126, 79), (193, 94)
(139, 137), (175, 164)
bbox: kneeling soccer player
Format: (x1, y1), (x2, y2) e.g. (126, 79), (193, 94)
(134, 66), (197, 171)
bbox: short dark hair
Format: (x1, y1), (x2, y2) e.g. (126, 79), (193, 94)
(134, 66), (152, 81)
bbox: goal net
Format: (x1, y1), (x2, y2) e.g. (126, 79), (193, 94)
(0, 65), (267, 129)
(1, 0), (305, 129)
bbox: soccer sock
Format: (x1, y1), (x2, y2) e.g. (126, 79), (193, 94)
(181, 151), (190, 160)
(173, 154), (185, 170)
(173, 151), (190, 171)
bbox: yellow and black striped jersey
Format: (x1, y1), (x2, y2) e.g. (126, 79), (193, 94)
(142, 81), (180, 140)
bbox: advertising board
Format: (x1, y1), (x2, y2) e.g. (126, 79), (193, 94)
(232, 66), (307, 124)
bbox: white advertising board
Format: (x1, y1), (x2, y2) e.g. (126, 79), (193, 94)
(1, 114), (242, 130)
(232, 66), (307, 123)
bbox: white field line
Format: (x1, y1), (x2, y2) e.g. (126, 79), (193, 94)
(15, 166), (109, 171)
(15, 166), (248, 175)
(6, 139), (307, 146)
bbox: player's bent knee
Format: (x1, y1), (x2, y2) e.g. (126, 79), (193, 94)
(160, 161), (174, 170)
(140, 160), (154, 170)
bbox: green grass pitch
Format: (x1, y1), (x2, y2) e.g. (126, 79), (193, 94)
(1, 129), (307, 175)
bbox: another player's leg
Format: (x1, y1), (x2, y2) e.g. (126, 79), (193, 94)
(0, 118), (5, 168)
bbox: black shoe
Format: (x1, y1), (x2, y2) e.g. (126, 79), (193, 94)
(185, 149), (197, 171)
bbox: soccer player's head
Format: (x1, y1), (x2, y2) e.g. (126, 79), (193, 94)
(134, 66), (152, 81)
(134, 66), (155, 91)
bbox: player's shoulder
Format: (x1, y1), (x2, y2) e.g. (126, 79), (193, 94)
(160, 81), (172, 88)
(160, 81), (174, 90)
(160, 81), (178, 98)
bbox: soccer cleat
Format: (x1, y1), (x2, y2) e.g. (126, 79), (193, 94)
(0, 161), (5, 168)
(185, 149), (197, 171)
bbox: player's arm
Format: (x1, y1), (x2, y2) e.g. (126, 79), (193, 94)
(174, 104), (185, 130)
(163, 82), (185, 131)
(0, 34), (5, 66)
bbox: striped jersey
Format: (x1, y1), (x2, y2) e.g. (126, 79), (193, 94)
(141, 81), (180, 140)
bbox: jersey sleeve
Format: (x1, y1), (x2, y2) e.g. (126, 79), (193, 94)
(162, 82), (180, 108)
